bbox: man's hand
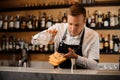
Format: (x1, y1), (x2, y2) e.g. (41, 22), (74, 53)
(47, 29), (58, 38)
(46, 29), (58, 44)
(64, 48), (78, 59)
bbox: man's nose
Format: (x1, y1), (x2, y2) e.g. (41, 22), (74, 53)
(71, 26), (75, 31)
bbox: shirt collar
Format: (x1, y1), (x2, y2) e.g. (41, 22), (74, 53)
(66, 25), (85, 39)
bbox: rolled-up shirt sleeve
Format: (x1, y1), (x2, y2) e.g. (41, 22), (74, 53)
(76, 31), (99, 69)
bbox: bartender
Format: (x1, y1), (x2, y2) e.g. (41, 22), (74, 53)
(31, 3), (99, 69)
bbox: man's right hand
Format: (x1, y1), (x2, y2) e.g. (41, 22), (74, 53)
(47, 29), (58, 38)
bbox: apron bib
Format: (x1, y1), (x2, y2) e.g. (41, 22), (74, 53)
(58, 28), (85, 69)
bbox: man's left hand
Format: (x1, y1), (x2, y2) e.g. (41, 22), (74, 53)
(64, 48), (78, 59)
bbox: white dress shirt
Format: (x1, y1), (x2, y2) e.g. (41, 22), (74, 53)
(31, 23), (100, 69)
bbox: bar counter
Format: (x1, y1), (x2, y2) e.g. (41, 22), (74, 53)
(0, 66), (120, 80)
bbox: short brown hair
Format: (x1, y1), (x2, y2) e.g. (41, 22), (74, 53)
(68, 3), (86, 18)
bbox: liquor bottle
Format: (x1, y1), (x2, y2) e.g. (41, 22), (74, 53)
(28, 43), (32, 53)
(9, 36), (13, 52)
(113, 35), (119, 53)
(104, 35), (109, 53)
(86, 10), (91, 27)
(114, 15), (118, 27)
(3, 16), (8, 30)
(15, 39), (21, 53)
(24, 41), (29, 51)
(90, 16), (96, 27)
(110, 14), (115, 27)
(44, 45), (48, 53)
(14, 15), (20, 29)
(109, 34), (113, 53)
(39, 44), (44, 52)
(40, 12), (46, 29)
(107, 11), (111, 27)
(19, 39), (25, 50)
(48, 43), (54, 53)
(32, 44), (35, 52)
(96, 11), (103, 28)
(27, 15), (33, 29)
(46, 15), (53, 28)
(93, 10), (98, 26)
(0, 15), (3, 29)
(118, 35), (120, 54)
(1, 35), (6, 52)
(35, 45), (40, 52)
(62, 12), (67, 23)
(81, 0), (87, 4)
(5, 36), (9, 52)
(99, 34), (104, 53)
(33, 16), (40, 29)
(118, 9), (120, 26)
(21, 16), (27, 30)
(8, 16), (14, 30)
(103, 14), (109, 27)
(12, 36), (16, 53)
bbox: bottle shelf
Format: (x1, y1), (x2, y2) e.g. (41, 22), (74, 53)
(0, 1), (119, 12)
(0, 50), (54, 54)
(89, 26), (120, 30)
(100, 52), (120, 54)
(0, 26), (120, 32)
(0, 28), (47, 32)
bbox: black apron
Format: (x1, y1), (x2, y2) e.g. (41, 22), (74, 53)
(57, 28), (85, 69)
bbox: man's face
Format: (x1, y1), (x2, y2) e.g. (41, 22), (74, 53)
(68, 14), (86, 37)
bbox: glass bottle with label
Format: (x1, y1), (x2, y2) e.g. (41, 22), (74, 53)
(33, 16), (40, 29)
(97, 11), (103, 28)
(9, 36), (13, 52)
(109, 34), (113, 53)
(27, 15), (33, 29)
(46, 15), (53, 28)
(21, 16), (27, 30)
(90, 16), (96, 27)
(15, 15), (20, 29)
(9, 16), (14, 30)
(110, 14), (115, 27)
(103, 14), (109, 27)
(41, 12), (46, 29)
(118, 9), (120, 26)
(3, 16), (8, 30)
(1, 35), (6, 52)
(99, 34), (104, 53)
(0, 16), (3, 29)
(62, 12), (67, 23)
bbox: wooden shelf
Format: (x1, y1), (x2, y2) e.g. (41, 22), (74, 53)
(89, 26), (120, 30)
(0, 1), (119, 12)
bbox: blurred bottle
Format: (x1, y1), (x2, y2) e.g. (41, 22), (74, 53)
(96, 11), (103, 28)
(46, 15), (53, 28)
(1, 35), (7, 52)
(62, 12), (67, 23)
(15, 15), (20, 29)
(103, 14), (109, 27)
(110, 14), (115, 27)
(21, 16), (27, 30)
(3, 16), (8, 30)
(109, 34), (113, 53)
(104, 35), (110, 53)
(27, 15), (33, 29)
(90, 15), (96, 27)
(86, 10), (91, 27)
(40, 12), (46, 29)
(8, 16), (14, 30)
(99, 34), (104, 53)
(0, 15), (3, 29)
(118, 9), (120, 26)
